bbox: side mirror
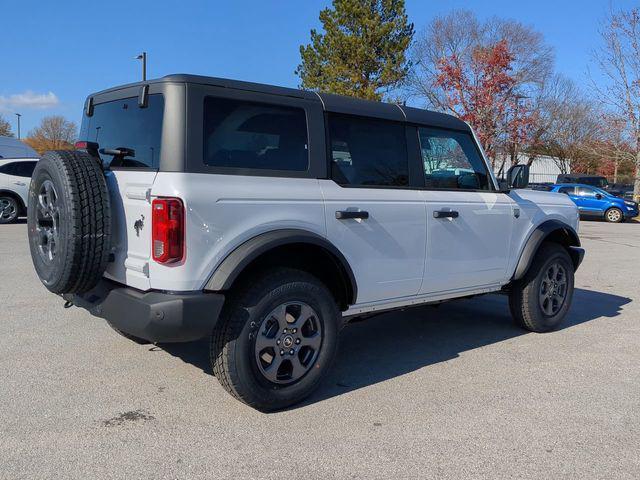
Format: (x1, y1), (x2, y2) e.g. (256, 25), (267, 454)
(506, 164), (530, 189)
(595, 193), (603, 199)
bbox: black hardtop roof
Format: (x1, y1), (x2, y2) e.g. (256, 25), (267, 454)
(89, 74), (470, 131)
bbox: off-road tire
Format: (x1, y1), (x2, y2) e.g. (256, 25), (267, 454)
(27, 150), (111, 294)
(509, 242), (575, 333)
(605, 207), (623, 223)
(211, 268), (340, 411)
(0, 196), (19, 224)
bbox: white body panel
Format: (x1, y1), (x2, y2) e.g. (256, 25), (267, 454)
(148, 173), (326, 292)
(0, 158), (34, 206)
(103, 170), (157, 291)
(420, 190), (514, 294)
(319, 180), (426, 304)
(108, 169), (579, 315)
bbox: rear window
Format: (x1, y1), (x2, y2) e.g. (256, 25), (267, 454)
(80, 94), (164, 168)
(203, 96), (308, 171)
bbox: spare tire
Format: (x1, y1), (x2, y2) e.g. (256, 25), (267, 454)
(27, 150), (111, 294)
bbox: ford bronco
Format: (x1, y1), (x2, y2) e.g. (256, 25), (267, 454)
(27, 75), (584, 411)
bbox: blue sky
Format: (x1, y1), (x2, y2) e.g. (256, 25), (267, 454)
(1, 0), (636, 136)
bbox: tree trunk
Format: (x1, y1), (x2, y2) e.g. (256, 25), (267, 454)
(613, 159), (619, 184)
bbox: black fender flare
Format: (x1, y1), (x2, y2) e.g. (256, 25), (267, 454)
(512, 220), (583, 280)
(204, 229), (358, 304)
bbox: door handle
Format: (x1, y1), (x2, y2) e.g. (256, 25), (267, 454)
(433, 210), (459, 219)
(336, 210), (369, 220)
(13, 182), (26, 186)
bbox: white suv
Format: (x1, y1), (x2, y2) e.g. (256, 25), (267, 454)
(27, 75), (584, 410)
(0, 158), (38, 223)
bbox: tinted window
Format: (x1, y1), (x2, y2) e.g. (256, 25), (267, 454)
(329, 115), (408, 187)
(418, 128), (490, 190)
(80, 94), (164, 168)
(12, 161), (37, 177)
(203, 97), (308, 171)
(557, 186), (575, 195)
(0, 163), (13, 174)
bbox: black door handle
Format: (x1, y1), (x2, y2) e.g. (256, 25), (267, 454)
(336, 210), (369, 220)
(433, 210), (459, 219)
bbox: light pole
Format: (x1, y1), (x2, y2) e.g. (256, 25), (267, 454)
(135, 52), (147, 81)
(15, 113), (21, 139)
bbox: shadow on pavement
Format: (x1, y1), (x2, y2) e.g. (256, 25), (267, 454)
(160, 288), (631, 406)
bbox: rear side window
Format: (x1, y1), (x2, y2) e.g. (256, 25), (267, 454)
(80, 94), (164, 168)
(12, 161), (37, 177)
(557, 186), (575, 195)
(329, 115), (409, 187)
(418, 128), (490, 190)
(203, 97), (308, 171)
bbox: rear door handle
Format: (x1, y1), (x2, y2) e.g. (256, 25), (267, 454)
(13, 182), (26, 186)
(433, 210), (459, 219)
(336, 210), (369, 220)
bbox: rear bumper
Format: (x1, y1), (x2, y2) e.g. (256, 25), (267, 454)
(63, 280), (225, 343)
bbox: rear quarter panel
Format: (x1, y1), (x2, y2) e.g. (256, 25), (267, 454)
(149, 172), (326, 291)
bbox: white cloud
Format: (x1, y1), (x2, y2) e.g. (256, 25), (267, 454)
(0, 91), (60, 111)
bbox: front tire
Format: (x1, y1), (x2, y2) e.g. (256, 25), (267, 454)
(211, 268), (340, 411)
(605, 207), (623, 223)
(509, 242), (575, 332)
(0, 196), (19, 224)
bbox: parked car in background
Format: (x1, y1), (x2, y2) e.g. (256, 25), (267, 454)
(0, 135), (38, 159)
(0, 158), (38, 223)
(551, 183), (639, 223)
(556, 173), (633, 199)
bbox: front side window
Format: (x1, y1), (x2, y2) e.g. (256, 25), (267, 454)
(576, 186), (595, 197)
(203, 97), (308, 171)
(329, 115), (409, 187)
(80, 94), (164, 169)
(418, 128), (491, 190)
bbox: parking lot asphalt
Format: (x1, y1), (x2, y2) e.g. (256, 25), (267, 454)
(1, 219), (639, 479)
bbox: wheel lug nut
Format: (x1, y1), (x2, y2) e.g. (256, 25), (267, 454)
(295, 338), (300, 344)
(289, 349), (295, 355)
(280, 349), (284, 355)
(283, 328), (287, 333)
(276, 340), (280, 345)
(292, 328), (297, 333)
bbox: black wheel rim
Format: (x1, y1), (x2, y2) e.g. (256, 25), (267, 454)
(0, 198), (17, 222)
(35, 180), (60, 263)
(538, 261), (568, 316)
(254, 302), (323, 385)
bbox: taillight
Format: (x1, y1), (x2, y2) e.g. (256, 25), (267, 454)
(151, 198), (185, 264)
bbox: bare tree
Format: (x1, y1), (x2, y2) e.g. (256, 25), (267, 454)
(592, 7), (640, 197)
(24, 116), (77, 154)
(0, 114), (13, 137)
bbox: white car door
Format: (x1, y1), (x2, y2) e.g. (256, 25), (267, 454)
(416, 127), (514, 294)
(320, 114), (426, 305)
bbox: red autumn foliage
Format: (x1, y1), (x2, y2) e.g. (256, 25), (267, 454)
(435, 39), (537, 164)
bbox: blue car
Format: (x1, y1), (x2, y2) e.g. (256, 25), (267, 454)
(550, 183), (639, 223)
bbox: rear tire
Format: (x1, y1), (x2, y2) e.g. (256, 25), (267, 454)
(211, 268), (340, 411)
(0, 196), (19, 224)
(27, 150), (111, 294)
(605, 207), (623, 223)
(509, 242), (575, 332)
